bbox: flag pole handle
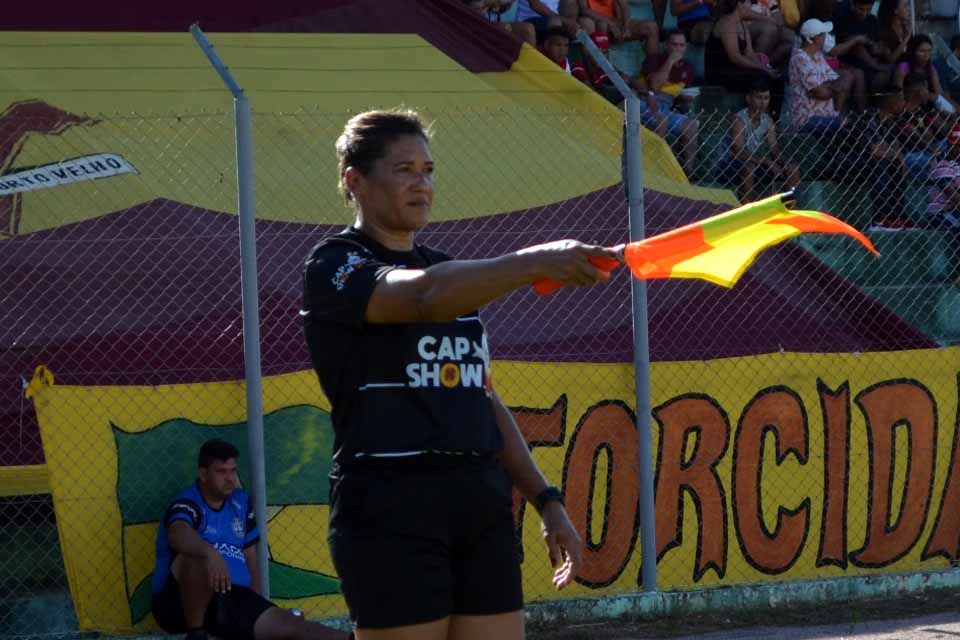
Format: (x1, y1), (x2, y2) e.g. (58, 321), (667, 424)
(532, 256), (622, 296)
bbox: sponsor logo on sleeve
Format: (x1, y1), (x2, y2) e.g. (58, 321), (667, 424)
(331, 251), (369, 291)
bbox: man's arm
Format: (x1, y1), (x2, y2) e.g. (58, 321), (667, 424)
(730, 114), (748, 161)
(830, 34), (867, 57)
(528, 0), (559, 16)
(796, 57), (835, 100)
(808, 83), (834, 100)
(168, 521), (232, 593)
(169, 520), (216, 558)
(851, 41), (886, 71)
(615, 0), (630, 26)
(243, 546), (261, 595)
(647, 54), (681, 90)
(491, 390), (583, 589)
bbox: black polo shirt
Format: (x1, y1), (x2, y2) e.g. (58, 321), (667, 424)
(302, 227), (502, 464)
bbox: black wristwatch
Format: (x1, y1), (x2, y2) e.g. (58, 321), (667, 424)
(533, 486), (564, 513)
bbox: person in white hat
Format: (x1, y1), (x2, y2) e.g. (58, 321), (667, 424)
(787, 18), (854, 132)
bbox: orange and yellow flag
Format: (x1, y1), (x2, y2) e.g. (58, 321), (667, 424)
(622, 192), (878, 287)
(536, 192), (878, 294)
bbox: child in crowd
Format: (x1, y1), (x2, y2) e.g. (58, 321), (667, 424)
(718, 79), (799, 200)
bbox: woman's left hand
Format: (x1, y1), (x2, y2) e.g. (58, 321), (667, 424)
(540, 501), (583, 590)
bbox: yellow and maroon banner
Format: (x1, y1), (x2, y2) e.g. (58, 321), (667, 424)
(28, 347), (960, 632)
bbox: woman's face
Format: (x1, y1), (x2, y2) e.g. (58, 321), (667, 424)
(348, 134), (434, 234)
(913, 41), (933, 64)
(896, 0), (909, 18)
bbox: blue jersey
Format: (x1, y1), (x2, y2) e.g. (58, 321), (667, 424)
(152, 483), (259, 593)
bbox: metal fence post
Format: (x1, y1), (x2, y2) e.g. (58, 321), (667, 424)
(576, 31), (657, 592)
(190, 24), (270, 597)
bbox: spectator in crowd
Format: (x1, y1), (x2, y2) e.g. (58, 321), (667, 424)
(834, 0), (893, 92)
(932, 34), (960, 100)
(892, 72), (951, 178)
(150, 439), (346, 640)
(794, 0), (833, 24)
(570, 27), (699, 176)
(642, 30), (698, 110)
(932, 34), (960, 99)
(577, 30), (641, 101)
(637, 90), (701, 176)
(788, 18), (853, 132)
(467, 1), (538, 45)
(893, 35), (959, 113)
(927, 124), (960, 230)
(540, 25), (599, 87)
(671, 0), (715, 45)
(876, 0), (910, 64)
(637, 30), (701, 175)
(577, 0), (660, 56)
(705, 0), (783, 109)
(925, 124), (960, 281)
(514, 0), (586, 38)
(822, 24), (869, 111)
(718, 79), (800, 200)
(746, 0), (795, 67)
(540, 25), (579, 72)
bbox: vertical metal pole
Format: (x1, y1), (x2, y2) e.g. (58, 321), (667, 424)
(190, 25), (270, 597)
(625, 96), (657, 593)
(575, 31), (657, 591)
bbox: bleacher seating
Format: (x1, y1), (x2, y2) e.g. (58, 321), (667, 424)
(794, 230), (960, 342)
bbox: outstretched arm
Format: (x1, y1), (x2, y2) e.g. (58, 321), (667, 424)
(365, 240), (619, 324)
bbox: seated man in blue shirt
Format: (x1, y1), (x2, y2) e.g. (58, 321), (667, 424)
(151, 439), (346, 640)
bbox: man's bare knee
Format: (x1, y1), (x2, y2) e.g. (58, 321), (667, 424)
(253, 606), (297, 640)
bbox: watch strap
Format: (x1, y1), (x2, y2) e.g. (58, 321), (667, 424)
(533, 485), (564, 512)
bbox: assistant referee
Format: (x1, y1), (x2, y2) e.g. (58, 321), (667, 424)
(303, 109), (617, 640)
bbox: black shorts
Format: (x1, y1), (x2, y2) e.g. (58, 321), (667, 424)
(151, 576), (275, 640)
(328, 456), (523, 629)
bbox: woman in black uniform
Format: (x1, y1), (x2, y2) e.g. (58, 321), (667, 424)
(302, 109), (617, 640)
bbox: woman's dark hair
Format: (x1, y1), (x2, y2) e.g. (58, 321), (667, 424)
(902, 34), (933, 65)
(335, 109), (431, 204)
(198, 439), (239, 468)
(877, 0), (899, 28)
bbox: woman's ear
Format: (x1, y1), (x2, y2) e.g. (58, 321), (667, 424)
(343, 166), (362, 201)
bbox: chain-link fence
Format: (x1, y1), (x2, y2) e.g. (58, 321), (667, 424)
(2, 103), (959, 635)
